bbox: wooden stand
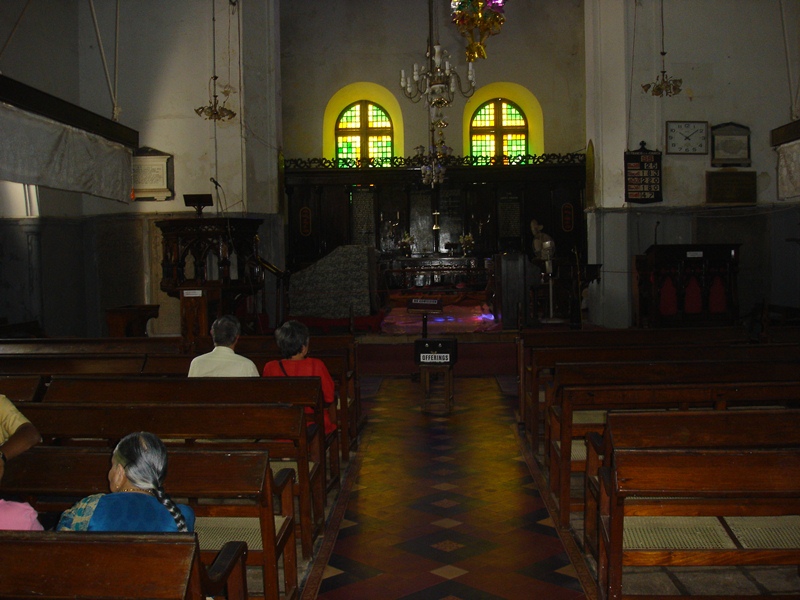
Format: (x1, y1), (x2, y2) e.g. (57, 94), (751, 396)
(419, 364), (454, 414)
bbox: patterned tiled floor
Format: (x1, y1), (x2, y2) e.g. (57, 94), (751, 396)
(315, 376), (586, 600)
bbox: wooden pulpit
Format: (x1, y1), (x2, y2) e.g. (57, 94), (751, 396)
(156, 217), (264, 348)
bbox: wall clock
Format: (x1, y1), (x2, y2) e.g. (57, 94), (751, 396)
(666, 121), (709, 155)
(711, 122), (751, 167)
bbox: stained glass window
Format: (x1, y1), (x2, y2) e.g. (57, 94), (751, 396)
(470, 99), (527, 162)
(336, 101), (393, 167)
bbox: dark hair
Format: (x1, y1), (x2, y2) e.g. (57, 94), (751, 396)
(211, 314), (241, 346)
(113, 432), (188, 532)
(274, 320), (309, 358)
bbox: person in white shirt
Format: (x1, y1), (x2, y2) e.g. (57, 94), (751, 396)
(187, 315), (259, 378)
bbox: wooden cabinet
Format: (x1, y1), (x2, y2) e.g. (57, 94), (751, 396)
(633, 244), (740, 327)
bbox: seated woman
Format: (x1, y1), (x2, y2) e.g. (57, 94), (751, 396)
(57, 431), (194, 532)
(263, 320), (337, 436)
(0, 469), (43, 531)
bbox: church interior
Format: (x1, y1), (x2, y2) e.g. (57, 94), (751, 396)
(2, 0), (800, 599)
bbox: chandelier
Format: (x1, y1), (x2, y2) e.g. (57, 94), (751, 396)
(195, 0), (237, 121)
(400, 0), (476, 108)
(195, 75), (237, 121)
(451, 0), (507, 62)
(641, 0), (681, 97)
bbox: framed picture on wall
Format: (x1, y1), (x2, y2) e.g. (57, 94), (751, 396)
(711, 122), (751, 167)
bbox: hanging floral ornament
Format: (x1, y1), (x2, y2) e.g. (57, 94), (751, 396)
(451, 0), (507, 62)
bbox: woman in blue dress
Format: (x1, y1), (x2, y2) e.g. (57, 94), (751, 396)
(57, 431), (194, 532)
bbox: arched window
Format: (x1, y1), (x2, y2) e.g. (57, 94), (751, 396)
(469, 98), (528, 162)
(335, 101), (393, 166)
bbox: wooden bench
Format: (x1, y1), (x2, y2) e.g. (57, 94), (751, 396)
(43, 374), (337, 494)
(18, 401), (322, 561)
(525, 342), (800, 447)
(2, 445), (296, 600)
(517, 326), (753, 421)
(0, 353), (147, 375)
(0, 375), (46, 402)
(142, 350), (356, 465)
(584, 409), (800, 560)
(0, 530), (248, 600)
(597, 448), (800, 600)
(0, 336), (183, 354)
(546, 359), (800, 528)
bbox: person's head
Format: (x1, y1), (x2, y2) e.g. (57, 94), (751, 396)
(108, 431), (167, 494)
(275, 320), (310, 359)
(108, 432), (188, 532)
(211, 314), (241, 347)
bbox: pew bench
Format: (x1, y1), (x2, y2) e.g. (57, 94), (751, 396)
(1, 446), (294, 600)
(142, 350), (355, 470)
(517, 326), (753, 429)
(0, 336), (183, 354)
(546, 359), (800, 528)
(18, 401), (322, 562)
(44, 374), (338, 495)
(597, 448), (800, 600)
(524, 342), (800, 448)
(0, 530), (248, 600)
(0, 353), (147, 375)
(583, 409), (800, 561)
(0, 375), (46, 402)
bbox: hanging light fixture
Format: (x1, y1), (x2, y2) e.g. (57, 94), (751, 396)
(195, 75), (237, 121)
(400, 0), (476, 108)
(401, 0), (476, 187)
(641, 0), (682, 97)
(195, 0), (237, 121)
(450, 0), (507, 62)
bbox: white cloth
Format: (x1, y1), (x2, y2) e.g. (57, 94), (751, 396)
(187, 346), (259, 378)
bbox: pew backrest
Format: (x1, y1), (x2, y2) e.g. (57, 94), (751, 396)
(0, 530), (205, 600)
(0, 354), (146, 375)
(0, 375), (45, 402)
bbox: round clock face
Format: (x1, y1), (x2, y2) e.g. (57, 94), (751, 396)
(666, 121), (708, 154)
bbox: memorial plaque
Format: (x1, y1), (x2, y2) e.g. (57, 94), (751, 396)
(351, 189), (375, 246)
(625, 145), (662, 204)
(498, 194), (521, 238)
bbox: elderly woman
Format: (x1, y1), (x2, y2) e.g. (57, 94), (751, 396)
(262, 320), (337, 436)
(57, 432), (194, 532)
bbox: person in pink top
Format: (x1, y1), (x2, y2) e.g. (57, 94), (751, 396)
(0, 468), (43, 531)
(262, 320), (337, 435)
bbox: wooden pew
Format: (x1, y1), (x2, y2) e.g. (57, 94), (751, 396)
(0, 353), (146, 375)
(197, 333), (363, 453)
(525, 342), (800, 447)
(18, 402), (322, 562)
(583, 409), (800, 560)
(142, 350), (355, 466)
(0, 375), (45, 402)
(0, 336), (183, 354)
(517, 326), (753, 423)
(546, 359), (800, 528)
(0, 530), (248, 600)
(597, 448), (800, 600)
(43, 374), (337, 494)
(2, 445), (295, 600)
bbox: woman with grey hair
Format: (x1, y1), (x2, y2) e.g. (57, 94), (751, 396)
(57, 432), (194, 532)
(263, 320), (337, 436)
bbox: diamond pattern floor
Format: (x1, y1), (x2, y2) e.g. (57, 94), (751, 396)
(315, 376), (585, 600)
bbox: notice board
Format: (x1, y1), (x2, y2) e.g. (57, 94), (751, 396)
(625, 144), (662, 204)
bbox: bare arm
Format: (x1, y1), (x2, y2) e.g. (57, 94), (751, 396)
(0, 422), (42, 461)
